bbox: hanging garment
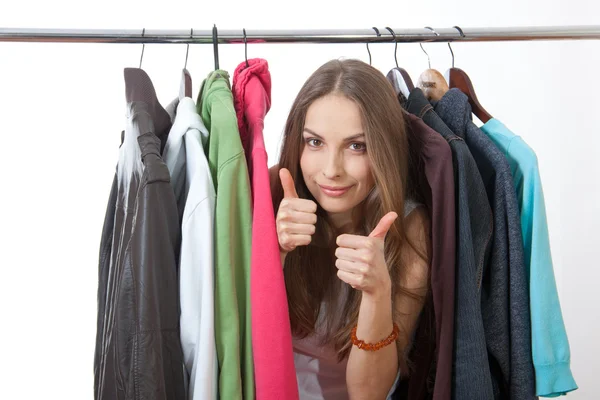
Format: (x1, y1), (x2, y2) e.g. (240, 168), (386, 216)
(391, 114), (456, 400)
(94, 68), (184, 400)
(232, 59), (299, 400)
(481, 119), (578, 397)
(197, 70), (255, 400)
(435, 89), (536, 400)
(404, 87), (495, 400)
(387, 71), (456, 400)
(163, 97), (218, 400)
(401, 112), (493, 400)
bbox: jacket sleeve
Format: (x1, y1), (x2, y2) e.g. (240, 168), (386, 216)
(218, 151), (254, 400)
(518, 143), (578, 397)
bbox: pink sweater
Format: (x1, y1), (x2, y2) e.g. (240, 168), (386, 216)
(233, 59), (299, 400)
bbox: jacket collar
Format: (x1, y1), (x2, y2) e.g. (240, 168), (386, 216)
(405, 88), (435, 119)
(433, 88), (472, 139)
(174, 97), (209, 147)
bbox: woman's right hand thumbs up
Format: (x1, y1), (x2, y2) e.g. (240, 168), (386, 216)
(277, 168), (318, 254)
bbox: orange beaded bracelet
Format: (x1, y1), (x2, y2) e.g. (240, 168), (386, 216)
(350, 323), (400, 351)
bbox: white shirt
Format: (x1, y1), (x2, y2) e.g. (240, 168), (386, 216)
(163, 97), (217, 400)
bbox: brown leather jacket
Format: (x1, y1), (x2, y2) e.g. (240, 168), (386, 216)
(94, 69), (185, 400)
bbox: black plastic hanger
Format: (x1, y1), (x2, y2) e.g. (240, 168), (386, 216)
(385, 27), (414, 99)
(444, 26), (492, 123)
(179, 28), (193, 99)
(416, 27), (449, 102)
(212, 24), (219, 70)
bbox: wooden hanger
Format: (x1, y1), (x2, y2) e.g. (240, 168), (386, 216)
(445, 26), (492, 123)
(445, 68), (492, 123)
(417, 69), (448, 102)
(416, 27), (449, 102)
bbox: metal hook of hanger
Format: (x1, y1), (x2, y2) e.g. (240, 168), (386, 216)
(212, 24), (219, 70)
(384, 27), (399, 68)
(184, 28), (193, 69)
(366, 27), (380, 66)
(419, 26), (439, 69)
(139, 28), (145, 69)
(243, 28), (249, 68)
(449, 26), (465, 68)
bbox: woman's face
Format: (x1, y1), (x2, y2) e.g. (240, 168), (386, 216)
(300, 93), (375, 223)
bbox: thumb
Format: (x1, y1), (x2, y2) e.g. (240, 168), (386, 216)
(369, 212), (398, 239)
(279, 168), (299, 198)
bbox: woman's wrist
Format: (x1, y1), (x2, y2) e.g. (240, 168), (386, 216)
(356, 285), (394, 342)
(362, 276), (392, 302)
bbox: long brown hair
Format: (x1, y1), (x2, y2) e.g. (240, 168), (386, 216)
(271, 59), (428, 361)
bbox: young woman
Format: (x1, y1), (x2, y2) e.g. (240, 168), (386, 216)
(270, 59), (431, 399)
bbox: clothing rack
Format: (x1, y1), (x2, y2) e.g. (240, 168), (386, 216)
(1, 26), (600, 44)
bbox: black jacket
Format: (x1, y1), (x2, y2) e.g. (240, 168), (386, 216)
(94, 69), (185, 400)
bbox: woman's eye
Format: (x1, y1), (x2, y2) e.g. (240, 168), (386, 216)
(307, 138), (322, 147)
(350, 142), (366, 151)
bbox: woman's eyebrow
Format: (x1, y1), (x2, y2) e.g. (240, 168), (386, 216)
(303, 128), (365, 142)
(303, 128), (324, 139)
(344, 133), (365, 141)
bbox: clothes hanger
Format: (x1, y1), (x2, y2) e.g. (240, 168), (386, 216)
(179, 28), (193, 99)
(416, 27), (449, 102)
(138, 28), (146, 69)
(125, 28), (171, 136)
(212, 24), (219, 70)
(444, 26), (493, 123)
(243, 28), (250, 68)
(366, 27), (380, 66)
(384, 27), (414, 99)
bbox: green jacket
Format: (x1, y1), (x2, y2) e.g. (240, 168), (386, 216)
(197, 70), (254, 400)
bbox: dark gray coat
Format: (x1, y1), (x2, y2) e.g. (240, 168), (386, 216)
(434, 89), (536, 400)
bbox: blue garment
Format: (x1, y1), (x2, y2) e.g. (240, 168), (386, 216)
(435, 89), (536, 400)
(481, 118), (578, 397)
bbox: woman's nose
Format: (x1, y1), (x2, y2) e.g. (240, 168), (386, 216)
(322, 153), (343, 179)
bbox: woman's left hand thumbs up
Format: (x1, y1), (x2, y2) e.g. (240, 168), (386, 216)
(335, 212), (398, 296)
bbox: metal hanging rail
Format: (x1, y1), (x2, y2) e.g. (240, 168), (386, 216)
(1, 26), (600, 44)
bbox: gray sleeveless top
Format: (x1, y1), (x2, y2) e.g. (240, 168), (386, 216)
(293, 198), (423, 400)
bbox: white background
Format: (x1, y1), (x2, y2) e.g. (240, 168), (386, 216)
(0, 1), (598, 398)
